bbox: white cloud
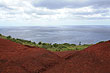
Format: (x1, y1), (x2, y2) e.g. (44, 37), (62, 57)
(0, 0), (110, 26)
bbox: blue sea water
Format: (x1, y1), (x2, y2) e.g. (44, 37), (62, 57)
(0, 25), (110, 44)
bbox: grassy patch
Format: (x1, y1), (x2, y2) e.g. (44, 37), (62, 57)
(0, 34), (92, 51)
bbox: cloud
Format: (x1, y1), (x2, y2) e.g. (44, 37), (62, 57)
(32, 0), (110, 9)
(89, 0), (110, 8)
(32, 0), (89, 9)
(0, 0), (110, 24)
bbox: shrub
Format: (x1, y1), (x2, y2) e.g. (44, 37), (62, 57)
(41, 45), (49, 49)
(75, 48), (78, 50)
(10, 38), (16, 42)
(97, 41), (105, 44)
(38, 41), (42, 45)
(58, 45), (67, 49)
(63, 43), (71, 46)
(53, 43), (58, 47)
(0, 34), (2, 36)
(32, 42), (36, 44)
(56, 49), (60, 51)
(7, 36), (11, 39)
(71, 44), (76, 46)
(83, 44), (90, 46)
(42, 43), (47, 45)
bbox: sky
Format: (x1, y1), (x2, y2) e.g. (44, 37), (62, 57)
(0, 0), (110, 26)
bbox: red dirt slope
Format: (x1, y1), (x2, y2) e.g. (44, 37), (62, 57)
(0, 38), (62, 73)
(0, 38), (110, 73)
(54, 51), (78, 58)
(43, 41), (110, 73)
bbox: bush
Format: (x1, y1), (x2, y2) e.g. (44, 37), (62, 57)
(0, 34), (2, 36)
(38, 41), (42, 45)
(42, 43), (47, 45)
(58, 45), (67, 49)
(63, 43), (71, 46)
(10, 38), (16, 42)
(97, 41), (105, 44)
(41, 45), (49, 49)
(75, 48), (78, 50)
(32, 42), (36, 44)
(7, 36), (11, 39)
(83, 44), (90, 46)
(53, 43), (58, 47)
(71, 44), (76, 46)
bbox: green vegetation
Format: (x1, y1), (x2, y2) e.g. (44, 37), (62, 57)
(97, 41), (105, 44)
(0, 34), (92, 51)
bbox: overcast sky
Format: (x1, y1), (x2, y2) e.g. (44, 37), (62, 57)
(0, 0), (110, 26)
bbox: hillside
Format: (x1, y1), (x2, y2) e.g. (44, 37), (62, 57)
(0, 38), (62, 73)
(43, 41), (110, 73)
(0, 38), (110, 73)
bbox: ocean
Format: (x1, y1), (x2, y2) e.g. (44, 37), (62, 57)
(0, 25), (110, 44)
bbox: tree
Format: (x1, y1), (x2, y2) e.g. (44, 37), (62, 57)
(42, 43), (47, 45)
(53, 43), (58, 47)
(38, 41), (42, 45)
(7, 36), (11, 39)
(0, 34), (2, 36)
(79, 42), (81, 45)
(32, 42), (36, 45)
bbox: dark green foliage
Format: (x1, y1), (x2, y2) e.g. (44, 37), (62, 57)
(0, 34), (2, 36)
(42, 43), (47, 45)
(75, 48), (78, 50)
(97, 41), (105, 43)
(41, 45), (49, 49)
(56, 49), (60, 51)
(40, 43), (53, 49)
(83, 44), (90, 46)
(38, 41), (42, 45)
(63, 43), (71, 46)
(58, 45), (67, 49)
(32, 42), (36, 44)
(7, 36), (11, 39)
(53, 43), (58, 47)
(71, 44), (76, 46)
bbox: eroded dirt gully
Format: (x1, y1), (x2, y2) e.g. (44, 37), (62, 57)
(0, 38), (110, 73)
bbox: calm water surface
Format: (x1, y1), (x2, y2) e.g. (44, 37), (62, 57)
(0, 25), (110, 44)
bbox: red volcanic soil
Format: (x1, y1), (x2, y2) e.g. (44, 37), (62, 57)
(0, 38), (110, 73)
(43, 41), (110, 73)
(53, 51), (78, 58)
(0, 38), (62, 73)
